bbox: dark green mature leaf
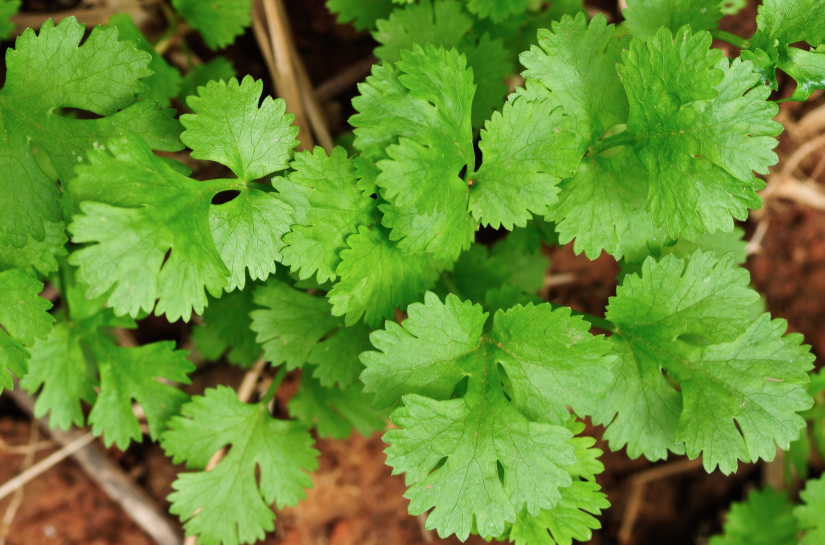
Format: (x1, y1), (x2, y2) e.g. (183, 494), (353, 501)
(361, 294), (615, 539)
(193, 288), (261, 367)
(0, 220), (67, 275)
(162, 386), (318, 545)
(0, 0), (20, 39)
(110, 13), (182, 108)
(796, 475), (825, 545)
(172, 0), (252, 50)
(708, 488), (798, 545)
(307, 321), (373, 389)
(328, 226), (441, 326)
(373, 0), (511, 127)
(0, 17), (183, 250)
(288, 374), (385, 439)
(327, 0), (394, 31)
(0, 269), (53, 392)
(178, 58), (236, 105)
(594, 252), (815, 473)
(623, 0), (722, 36)
(274, 147), (377, 283)
(520, 14), (668, 262)
(619, 28), (781, 240)
(465, 0), (531, 23)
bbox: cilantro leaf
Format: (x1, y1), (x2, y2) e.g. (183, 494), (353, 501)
(520, 14), (668, 262)
(0, 17), (183, 249)
(0, 0), (19, 40)
(250, 278), (340, 369)
(307, 321), (373, 389)
(361, 293), (615, 539)
(0, 220), (67, 275)
(288, 374), (385, 439)
(194, 288), (261, 367)
(183, 76), (299, 291)
(172, 0), (252, 50)
(179, 58), (236, 105)
(274, 147), (377, 283)
(373, 0), (511, 127)
(67, 135), (231, 322)
(162, 386), (319, 545)
(327, 0), (395, 31)
(110, 13), (182, 108)
(465, 0), (531, 23)
(796, 475), (825, 545)
(709, 488), (798, 545)
(618, 28), (781, 240)
(594, 252), (815, 472)
(623, 0), (722, 36)
(471, 96), (579, 230)
(88, 336), (193, 449)
(0, 269), (53, 392)
(328, 226), (441, 326)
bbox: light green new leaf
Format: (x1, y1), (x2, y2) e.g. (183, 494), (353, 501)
(88, 337), (193, 450)
(274, 147), (377, 283)
(0, 269), (54, 391)
(172, 0), (252, 50)
(372, 0), (511, 127)
(162, 386), (318, 545)
(183, 76), (299, 291)
(67, 136), (230, 322)
(796, 475), (825, 545)
(472, 97), (579, 229)
(520, 14), (668, 262)
(328, 226), (440, 327)
(708, 488), (797, 545)
(288, 374), (385, 439)
(0, 17), (183, 249)
(361, 294), (615, 539)
(594, 252), (815, 472)
(110, 13), (182, 108)
(327, 0), (394, 31)
(619, 28), (781, 240)
(250, 279), (340, 369)
(623, 0), (722, 36)
(0, 0), (20, 40)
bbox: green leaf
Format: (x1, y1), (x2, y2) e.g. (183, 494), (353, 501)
(521, 14), (668, 262)
(0, 269), (54, 392)
(465, 0), (531, 23)
(623, 0), (722, 36)
(250, 279), (340, 369)
(328, 226), (440, 327)
(308, 321), (373, 389)
(372, 0), (511, 127)
(162, 386), (318, 545)
(594, 252), (815, 472)
(796, 475), (825, 545)
(0, 0), (20, 40)
(619, 28), (781, 240)
(274, 147), (377, 283)
(87, 336), (193, 449)
(471, 96), (579, 230)
(195, 288), (261, 367)
(183, 76), (299, 291)
(288, 373), (385, 439)
(110, 13), (182, 108)
(756, 0), (825, 47)
(361, 294), (615, 539)
(0, 17), (183, 249)
(67, 135), (231, 322)
(172, 0), (252, 50)
(178, 57), (236, 104)
(709, 487), (797, 545)
(327, 0), (395, 31)
(0, 220), (67, 275)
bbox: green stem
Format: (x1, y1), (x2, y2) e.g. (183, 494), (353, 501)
(590, 130), (634, 154)
(260, 366), (287, 406)
(710, 29), (751, 50)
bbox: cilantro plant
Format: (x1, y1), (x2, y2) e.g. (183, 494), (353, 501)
(2, 1), (824, 544)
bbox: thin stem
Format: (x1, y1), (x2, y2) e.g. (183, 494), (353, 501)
(590, 130), (634, 155)
(710, 29), (751, 50)
(260, 366), (287, 406)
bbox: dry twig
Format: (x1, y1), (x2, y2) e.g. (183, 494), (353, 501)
(315, 55), (376, 103)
